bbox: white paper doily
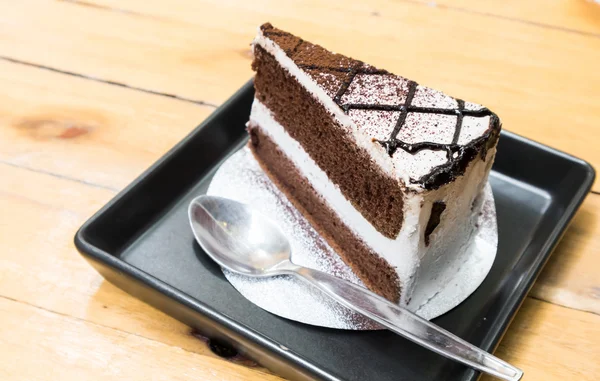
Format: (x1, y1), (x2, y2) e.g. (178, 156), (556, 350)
(206, 147), (497, 330)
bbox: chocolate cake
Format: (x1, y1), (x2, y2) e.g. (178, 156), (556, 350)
(247, 23), (500, 306)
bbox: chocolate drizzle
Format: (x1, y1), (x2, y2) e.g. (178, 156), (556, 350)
(291, 39), (304, 55)
(333, 64), (360, 104)
(297, 64), (389, 75)
(452, 100), (465, 144)
(424, 201), (446, 246)
(260, 23), (501, 190)
(390, 81), (418, 139)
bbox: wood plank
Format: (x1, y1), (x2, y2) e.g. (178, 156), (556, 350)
(531, 193), (600, 315)
(1, 0), (251, 105)
(0, 297), (282, 381)
(0, 60), (213, 191)
(5, 0), (599, 190)
(2, 2), (598, 379)
(481, 298), (599, 381)
(416, 0), (600, 36)
(1, 291), (598, 381)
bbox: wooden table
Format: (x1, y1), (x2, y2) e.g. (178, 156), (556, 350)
(1, 1), (599, 379)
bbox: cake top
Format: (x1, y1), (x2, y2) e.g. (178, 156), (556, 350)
(258, 23), (501, 190)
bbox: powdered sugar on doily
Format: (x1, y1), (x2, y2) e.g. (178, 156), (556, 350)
(206, 147), (498, 329)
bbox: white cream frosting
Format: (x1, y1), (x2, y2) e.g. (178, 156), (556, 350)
(251, 99), (495, 306)
(254, 29), (493, 190)
(412, 86), (459, 109)
(252, 29), (498, 306)
(250, 99), (420, 303)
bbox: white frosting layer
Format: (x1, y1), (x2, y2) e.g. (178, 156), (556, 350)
(253, 29), (498, 306)
(392, 149), (448, 183)
(250, 99), (495, 306)
(254, 29), (493, 190)
(410, 147), (496, 307)
(250, 100), (420, 298)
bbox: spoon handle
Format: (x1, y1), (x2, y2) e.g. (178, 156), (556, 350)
(292, 266), (523, 381)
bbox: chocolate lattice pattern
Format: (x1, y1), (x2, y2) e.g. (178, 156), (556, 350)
(262, 26), (500, 189)
(301, 61), (499, 189)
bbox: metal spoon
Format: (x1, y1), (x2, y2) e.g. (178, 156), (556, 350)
(189, 195), (523, 381)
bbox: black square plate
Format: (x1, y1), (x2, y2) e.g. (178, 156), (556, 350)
(75, 81), (595, 381)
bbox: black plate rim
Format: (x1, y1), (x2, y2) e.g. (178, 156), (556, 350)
(74, 80), (596, 381)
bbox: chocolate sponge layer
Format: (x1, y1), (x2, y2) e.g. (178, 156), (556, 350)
(252, 45), (404, 239)
(248, 123), (401, 302)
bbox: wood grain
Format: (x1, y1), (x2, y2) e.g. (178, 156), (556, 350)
(481, 298), (600, 381)
(414, 0), (600, 36)
(0, 297), (282, 381)
(1, 288), (597, 381)
(2, 0), (600, 190)
(0, 60), (213, 191)
(1, 1), (599, 380)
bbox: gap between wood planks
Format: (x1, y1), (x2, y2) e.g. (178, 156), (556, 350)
(1, 289), (598, 356)
(0, 55), (218, 108)
(58, 0), (154, 18)
(0, 53), (217, 191)
(528, 294), (598, 317)
(0, 159), (119, 192)
(1, 288), (598, 379)
(0, 294), (173, 350)
(58, 0), (600, 40)
(402, 0), (600, 39)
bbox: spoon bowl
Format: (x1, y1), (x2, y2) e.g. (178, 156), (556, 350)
(189, 195), (293, 277)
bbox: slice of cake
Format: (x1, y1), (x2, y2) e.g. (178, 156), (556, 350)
(247, 23), (500, 306)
